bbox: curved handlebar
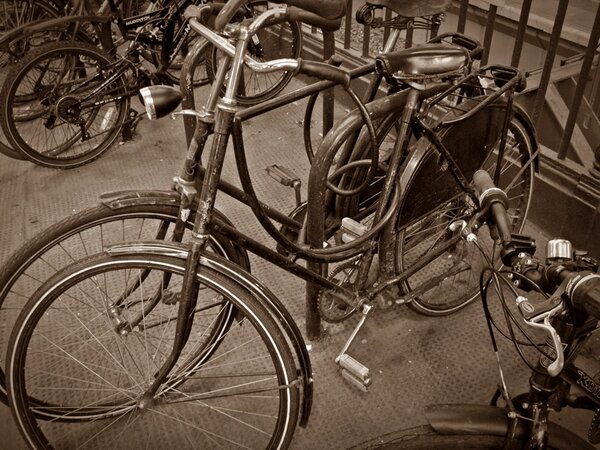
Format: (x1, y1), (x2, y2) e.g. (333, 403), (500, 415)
(475, 169), (600, 322)
(271, 0), (346, 20)
(428, 32), (484, 61)
(214, 0), (346, 32)
(214, 0), (246, 31)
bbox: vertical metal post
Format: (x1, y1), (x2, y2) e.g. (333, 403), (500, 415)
(322, 30), (336, 137)
(405, 26), (414, 48)
(362, 22), (371, 56)
(557, 3), (600, 161)
(457, 0), (469, 34)
(481, 5), (497, 66)
(532, 0), (569, 127)
(383, 7), (392, 48)
(344, 0), (352, 49)
(511, 0), (532, 67)
(590, 57), (600, 115)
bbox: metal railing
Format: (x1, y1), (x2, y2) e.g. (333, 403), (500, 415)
(307, 0), (600, 174)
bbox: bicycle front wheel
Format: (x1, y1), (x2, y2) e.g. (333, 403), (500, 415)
(7, 251), (299, 449)
(0, 40), (129, 168)
(206, 0), (302, 105)
(393, 109), (534, 315)
(0, 201), (249, 406)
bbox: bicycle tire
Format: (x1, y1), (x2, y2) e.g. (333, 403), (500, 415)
(143, 0), (208, 86)
(393, 103), (534, 315)
(354, 425), (566, 449)
(0, 0), (62, 159)
(0, 201), (249, 407)
(7, 251), (299, 449)
(0, 40), (129, 168)
(205, 0), (302, 105)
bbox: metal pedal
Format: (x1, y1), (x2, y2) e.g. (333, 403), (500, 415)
(338, 353), (371, 391)
(265, 164), (302, 207)
(340, 217), (368, 243)
(334, 304), (373, 391)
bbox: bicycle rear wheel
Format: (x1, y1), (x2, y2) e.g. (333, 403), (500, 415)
(205, 0), (302, 105)
(0, 40), (129, 168)
(0, 201), (249, 406)
(7, 251), (299, 449)
(0, 0), (62, 159)
(393, 105), (534, 315)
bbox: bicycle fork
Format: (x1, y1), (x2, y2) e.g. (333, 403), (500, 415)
(136, 29), (249, 405)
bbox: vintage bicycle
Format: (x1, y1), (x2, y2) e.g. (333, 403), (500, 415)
(3, 0), (539, 448)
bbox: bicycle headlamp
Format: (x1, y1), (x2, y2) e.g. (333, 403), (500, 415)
(139, 85), (183, 120)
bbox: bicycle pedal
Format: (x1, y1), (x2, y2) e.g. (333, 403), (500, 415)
(341, 217), (368, 243)
(265, 165), (302, 206)
(338, 353), (371, 391)
(265, 164), (300, 187)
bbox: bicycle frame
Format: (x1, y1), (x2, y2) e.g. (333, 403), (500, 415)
(129, 4), (530, 399)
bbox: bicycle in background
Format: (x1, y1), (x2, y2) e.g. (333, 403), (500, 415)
(362, 170), (600, 449)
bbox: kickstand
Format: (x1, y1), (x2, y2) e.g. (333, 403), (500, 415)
(121, 108), (144, 142)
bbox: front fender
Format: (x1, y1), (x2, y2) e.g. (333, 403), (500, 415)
(99, 188), (251, 275)
(426, 404), (594, 449)
(99, 189), (182, 209)
(106, 240), (314, 428)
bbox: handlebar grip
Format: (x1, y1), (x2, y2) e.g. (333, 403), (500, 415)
(566, 272), (600, 320)
(473, 170), (512, 244)
(297, 59), (350, 87)
(214, 0), (246, 31)
(288, 6), (343, 31)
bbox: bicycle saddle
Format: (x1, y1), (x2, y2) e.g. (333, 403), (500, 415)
(375, 43), (470, 80)
(366, 0), (452, 18)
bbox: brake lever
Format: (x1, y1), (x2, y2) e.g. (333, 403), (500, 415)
(516, 280), (567, 377)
